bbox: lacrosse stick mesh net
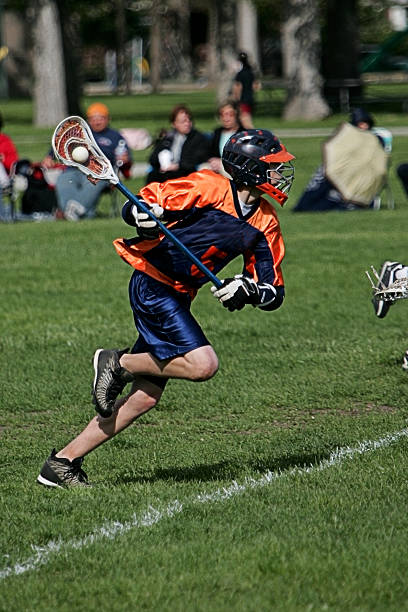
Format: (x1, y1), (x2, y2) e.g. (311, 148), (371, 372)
(52, 116), (118, 183)
(374, 278), (408, 301)
(366, 266), (408, 302)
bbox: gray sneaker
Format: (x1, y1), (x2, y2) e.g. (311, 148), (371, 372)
(37, 449), (91, 488)
(372, 261), (403, 318)
(92, 348), (133, 417)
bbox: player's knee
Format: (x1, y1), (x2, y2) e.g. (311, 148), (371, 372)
(141, 393), (160, 411)
(190, 353), (219, 381)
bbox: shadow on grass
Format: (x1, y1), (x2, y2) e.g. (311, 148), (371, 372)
(114, 450), (332, 485)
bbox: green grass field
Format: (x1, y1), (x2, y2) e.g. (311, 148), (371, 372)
(1, 90), (408, 610)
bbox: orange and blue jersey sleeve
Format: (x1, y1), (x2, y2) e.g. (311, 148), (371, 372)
(139, 170), (231, 220)
(241, 198), (285, 310)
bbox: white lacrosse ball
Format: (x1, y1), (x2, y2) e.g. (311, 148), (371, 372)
(71, 146), (89, 163)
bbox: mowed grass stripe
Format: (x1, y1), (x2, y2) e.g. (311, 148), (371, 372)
(2, 427), (407, 582)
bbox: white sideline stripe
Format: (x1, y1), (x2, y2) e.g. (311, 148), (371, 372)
(1, 427), (407, 581)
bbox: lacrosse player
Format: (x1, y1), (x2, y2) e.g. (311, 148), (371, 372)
(372, 260), (408, 370)
(37, 129), (295, 488)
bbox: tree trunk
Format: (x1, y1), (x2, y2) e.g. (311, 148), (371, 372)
(236, 0), (260, 72)
(323, 0), (359, 80)
(56, 0), (81, 115)
(209, 0), (237, 104)
(32, 0), (67, 126)
(149, 0), (161, 92)
(174, 0), (192, 82)
(282, 0), (329, 120)
(115, 0), (130, 94)
(323, 0), (361, 108)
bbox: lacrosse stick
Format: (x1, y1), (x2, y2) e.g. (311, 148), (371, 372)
(52, 116), (222, 288)
(366, 266), (408, 302)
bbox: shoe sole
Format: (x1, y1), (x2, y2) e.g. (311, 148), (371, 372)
(373, 299), (391, 318)
(92, 348), (115, 417)
(92, 348), (104, 392)
(37, 474), (63, 488)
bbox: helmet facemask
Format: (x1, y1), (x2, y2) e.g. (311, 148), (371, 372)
(266, 161), (295, 195)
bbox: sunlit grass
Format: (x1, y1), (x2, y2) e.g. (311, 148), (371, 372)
(1, 96), (408, 610)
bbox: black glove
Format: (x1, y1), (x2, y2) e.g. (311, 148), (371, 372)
(211, 275), (260, 311)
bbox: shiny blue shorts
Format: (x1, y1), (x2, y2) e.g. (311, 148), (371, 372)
(128, 270), (210, 362)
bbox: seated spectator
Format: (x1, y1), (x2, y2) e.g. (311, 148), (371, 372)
(397, 164), (408, 199)
(146, 104), (209, 184)
(42, 102), (132, 221)
(0, 112), (19, 221)
(293, 108), (385, 213)
(15, 160), (59, 219)
(207, 100), (244, 175)
(349, 107), (374, 131)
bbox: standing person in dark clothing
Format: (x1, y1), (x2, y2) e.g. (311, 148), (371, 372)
(146, 104), (209, 185)
(232, 52), (258, 129)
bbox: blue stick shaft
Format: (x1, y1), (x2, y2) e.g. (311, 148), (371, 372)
(115, 182), (222, 289)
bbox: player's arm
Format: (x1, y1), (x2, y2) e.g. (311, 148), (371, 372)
(211, 275), (284, 312)
(211, 232), (285, 312)
(121, 196), (199, 239)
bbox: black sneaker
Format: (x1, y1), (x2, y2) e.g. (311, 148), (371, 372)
(92, 348), (133, 417)
(37, 449), (91, 488)
(372, 261), (403, 318)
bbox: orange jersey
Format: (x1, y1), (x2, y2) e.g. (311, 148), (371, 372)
(114, 170), (285, 299)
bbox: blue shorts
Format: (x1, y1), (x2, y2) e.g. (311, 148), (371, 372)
(128, 270), (210, 361)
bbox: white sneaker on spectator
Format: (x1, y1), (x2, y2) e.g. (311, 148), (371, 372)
(65, 200), (86, 221)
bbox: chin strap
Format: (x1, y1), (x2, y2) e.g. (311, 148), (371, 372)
(259, 183), (288, 206)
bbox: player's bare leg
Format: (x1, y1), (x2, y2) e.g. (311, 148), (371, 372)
(57, 376), (164, 461)
(60, 346), (218, 461)
(120, 345), (219, 382)
(37, 377), (164, 487)
(92, 345), (219, 417)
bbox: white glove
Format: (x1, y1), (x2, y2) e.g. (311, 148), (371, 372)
(131, 202), (164, 239)
(131, 203), (163, 228)
(211, 275), (259, 311)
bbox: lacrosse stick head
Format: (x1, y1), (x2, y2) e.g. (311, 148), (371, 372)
(373, 279), (408, 302)
(366, 266), (408, 302)
(52, 116), (119, 184)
